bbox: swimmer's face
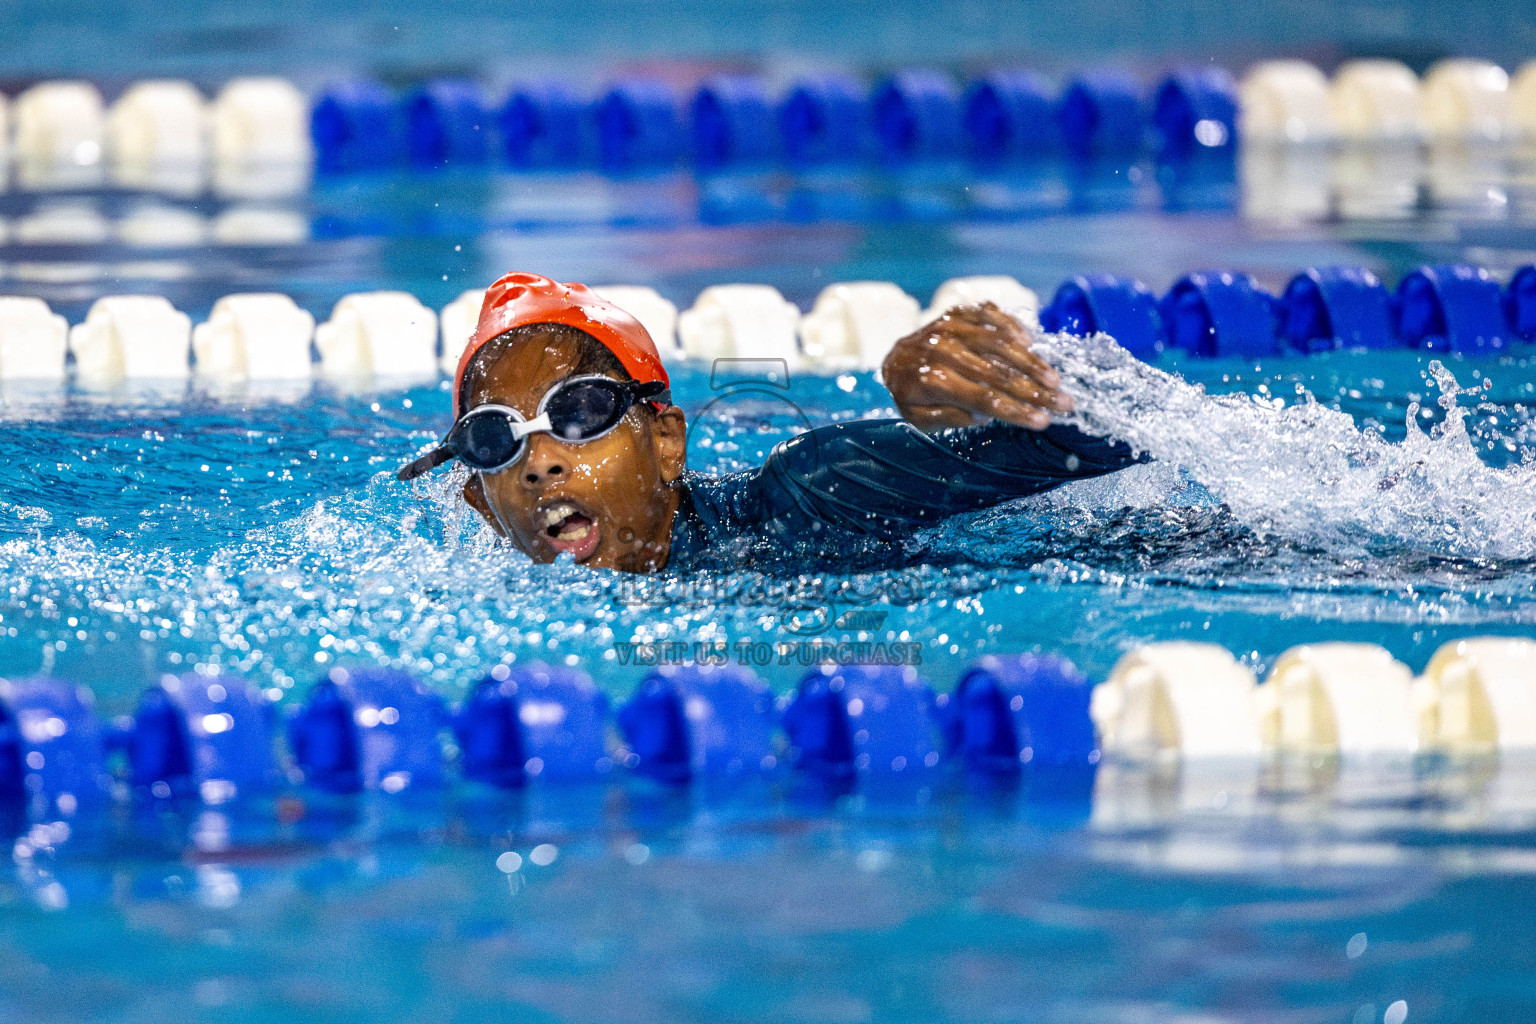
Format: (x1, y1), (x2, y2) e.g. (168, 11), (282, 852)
(461, 329), (687, 573)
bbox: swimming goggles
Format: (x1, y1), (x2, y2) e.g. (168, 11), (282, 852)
(397, 374), (670, 481)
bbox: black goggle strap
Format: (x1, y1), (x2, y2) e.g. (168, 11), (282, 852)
(396, 444), (456, 482)
(634, 380), (670, 406)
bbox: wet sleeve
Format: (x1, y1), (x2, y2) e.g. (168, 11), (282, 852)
(745, 417), (1143, 539)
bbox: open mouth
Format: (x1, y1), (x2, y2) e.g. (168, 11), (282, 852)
(538, 501), (601, 562)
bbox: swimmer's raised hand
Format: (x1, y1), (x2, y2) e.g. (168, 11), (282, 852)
(881, 302), (1074, 432)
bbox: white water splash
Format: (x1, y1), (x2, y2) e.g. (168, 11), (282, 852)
(1030, 329), (1536, 561)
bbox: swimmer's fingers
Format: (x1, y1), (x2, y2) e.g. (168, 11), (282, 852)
(902, 362), (1054, 430)
(972, 333), (1064, 398)
(943, 306), (1067, 401)
(883, 302), (1065, 431)
(932, 342), (1073, 415)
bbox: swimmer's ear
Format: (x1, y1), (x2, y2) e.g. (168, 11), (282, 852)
(462, 474), (506, 536)
(653, 405), (687, 484)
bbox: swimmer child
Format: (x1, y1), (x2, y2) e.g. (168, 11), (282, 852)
(399, 272), (1140, 573)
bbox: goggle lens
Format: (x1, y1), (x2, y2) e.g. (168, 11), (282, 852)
(544, 378), (628, 442)
(454, 410), (524, 470)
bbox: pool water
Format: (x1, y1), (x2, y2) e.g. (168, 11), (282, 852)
(6, 760), (1536, 1023)
(3, 124), (1536, 1022)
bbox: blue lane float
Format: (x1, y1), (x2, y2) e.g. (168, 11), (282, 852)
(499, 81), (587, 167)
(289, 668), (447, 793)
(941, 654), (1097, 776)
(962, 69), (1058, 161)
(618, 664), (778, 784)
(126, 675), (277, 800)
(1161, 270), (1279, 358)
(777, 73), (866, 165)
(1394, 264), (1509, 353)
(403, 79), (492, 168)
(1040, 274), (1164, 359)
(1057, 69), (1145, 159)
(592, 79), (683, 171)
(0, 700), (19, 802)
(781, 665), (940, 781)
(286, 677), (359, 792)
(692, 76), (777, 168)
(3, 678), (108, 812)
(455, 673), (527, 788)
(124, 686), (193, 795)
(1506, 265), (1536, 341)
(454, 662), (612, 786)
(507, 662), (612, 782)
(1151, 67), (1239, 158)
(869, 69), (963, 162)
(300, 62), (1289, 177)
(311, 79), (398, 173)
(1278, 266), (1395, 352)
(1156, 150), (1238, 214)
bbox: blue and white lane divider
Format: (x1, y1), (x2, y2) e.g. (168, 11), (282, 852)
(302, 56), (1536, 172)
(5, 260), (1535, 383)
(5, 78), (311, 182)
(1, 57), (1533, 184)
(0, 637), (1532, 814)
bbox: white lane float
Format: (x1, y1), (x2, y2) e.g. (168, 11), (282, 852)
(107, 80), (207, 170)
(1425, 136), (1507, 211)
(315, 292), (439, 378)
(211, 158), (310, 200)
(13, 201), (111, 245)
(1421, 638), (1536, 753)
(923, 275), (1040, 327)
(69, 295), (193, 380)
(798, 281), (920, 370)
(210, 206), (308, 245)
(1257, 643), (1420, 756)
(1513, 61), (1536, 138)
(192, 294), (316, 380)
(1091, 642), (1262, 760)
(13, 82), (105, 170)
(1240, 141), (1332, 222)
(591, 285), (681, 359)
(0, 297), (69, 379)
(211, 77), (312, 166)
(438, 289), (486, 376)
(1330, 60), (1424, 141)
(1421, 59), (1511, 142)
(1238, 60), (1335, 143)
(1330, 140), (1422, 221)
(678, 284), (801, 366)
(117, 205), (208, 248)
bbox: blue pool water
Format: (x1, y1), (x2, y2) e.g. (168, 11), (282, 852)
(3, 187), (1536, 1019)
(4, 24), (1536, 1019)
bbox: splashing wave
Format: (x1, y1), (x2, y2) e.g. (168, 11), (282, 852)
(1031, 330), (1536, 562)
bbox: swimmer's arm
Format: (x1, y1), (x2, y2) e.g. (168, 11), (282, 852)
(751, 418), (1143, 537)
(882, 302), (1073, 432)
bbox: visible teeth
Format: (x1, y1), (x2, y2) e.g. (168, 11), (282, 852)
(542, 503), (576, 528)
(558, 523), (591, 541)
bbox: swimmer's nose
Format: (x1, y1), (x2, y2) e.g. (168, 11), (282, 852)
(519, 435), (566, 488)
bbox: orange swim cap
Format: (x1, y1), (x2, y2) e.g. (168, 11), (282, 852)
(453, 272), (670, 418)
